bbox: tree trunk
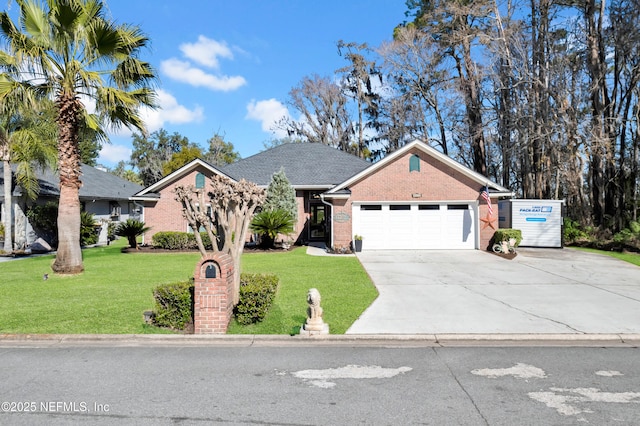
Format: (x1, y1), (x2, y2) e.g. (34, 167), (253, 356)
(51, 93), (84, 274)
(2, 158), (12, 252)
(585, 0), (608, 227)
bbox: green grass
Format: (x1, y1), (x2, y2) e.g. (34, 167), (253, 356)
(228, 247), (377, 335)
(570, 246), (640, 267)
(0, 241), (377, 335)
(0, 239), (199, 334)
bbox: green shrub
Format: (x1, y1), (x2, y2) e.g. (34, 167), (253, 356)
(26, 202), (58, 247)
(198, 232), (214, 250)
(493, 228), (522, 247)
(80, 211), (99, 246)
(151, 231), (214, 250)
(613, 221), (640, 244)
(564, 218), (591, 243)
(152, 280), (194, 330)
(234, 273), (279, 325)
(152, 231), (196, 250)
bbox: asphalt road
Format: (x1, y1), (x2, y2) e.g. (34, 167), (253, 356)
(1, 342), (639, 425)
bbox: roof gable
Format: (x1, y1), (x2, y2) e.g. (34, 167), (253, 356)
(327, 140), (511, 196)
(221, 143), (371, 188)
(133, 158), (234, 199)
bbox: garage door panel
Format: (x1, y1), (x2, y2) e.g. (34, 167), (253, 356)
(443, 206), (475, 249)
(413, 208), (442, 249)
(353, 203), (476, 250)
(357, 206), (387, 250)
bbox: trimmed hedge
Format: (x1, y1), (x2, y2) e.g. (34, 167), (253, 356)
(234, 273), (279, 325)
(152, 280), (193, 330)
(493, 228), (522, 247)
(150, 273), (279, 331)
(152, 231), (213, 250)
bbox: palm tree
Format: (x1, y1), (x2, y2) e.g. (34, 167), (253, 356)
(1, 86), (57, 253)
(250, 209), (295, 249)
(0, 0), (157, 273)
(115, 219), (150, 250)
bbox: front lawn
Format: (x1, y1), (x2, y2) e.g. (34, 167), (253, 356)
(570, 246), (640, 267)
(229, 247), (377, 335)
(0, 240), (377, 335)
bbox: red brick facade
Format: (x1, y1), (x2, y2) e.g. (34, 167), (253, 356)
(193, 253), (234, 334)
(142, 165), (215, 243)
(330, 147), (498, 250)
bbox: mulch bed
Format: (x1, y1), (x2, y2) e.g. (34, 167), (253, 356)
(121, 245), (292, 254)
(489, 251), (517, 260)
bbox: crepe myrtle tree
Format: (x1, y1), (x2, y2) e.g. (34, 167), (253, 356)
(174, 175), (265, 304)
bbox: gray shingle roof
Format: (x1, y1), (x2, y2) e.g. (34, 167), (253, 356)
(0, 163), (143, 201)
(221, 143), (371, 187)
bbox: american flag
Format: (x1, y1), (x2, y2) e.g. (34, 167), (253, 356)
(481, 186), (493, 216)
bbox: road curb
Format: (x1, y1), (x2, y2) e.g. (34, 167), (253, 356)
(1, 333), (639, 347)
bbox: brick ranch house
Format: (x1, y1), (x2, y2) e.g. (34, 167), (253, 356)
(133, 140), (512, 251)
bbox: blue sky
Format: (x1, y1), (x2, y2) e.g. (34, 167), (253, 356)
(95, 0), (409, 167)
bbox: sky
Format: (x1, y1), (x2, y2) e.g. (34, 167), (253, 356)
(87, 0), (409, 168)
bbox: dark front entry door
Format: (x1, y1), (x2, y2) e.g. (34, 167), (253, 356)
(309, 204), (326, 242)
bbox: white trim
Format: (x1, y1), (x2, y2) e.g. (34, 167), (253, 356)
(323, 193), (350, 200)
(319, 194), (334, 248)
(352, 199), (479, 205)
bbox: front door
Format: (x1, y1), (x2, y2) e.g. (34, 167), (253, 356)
(309, 204), (326, 242)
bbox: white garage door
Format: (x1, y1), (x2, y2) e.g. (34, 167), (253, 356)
(352, 203), (476, 250)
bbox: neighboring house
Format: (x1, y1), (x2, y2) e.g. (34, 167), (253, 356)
(0, 163), (144, 248)
(135, 140), (512, 250)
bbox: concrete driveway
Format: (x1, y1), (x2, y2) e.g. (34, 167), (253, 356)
(347, 248), (640, 335)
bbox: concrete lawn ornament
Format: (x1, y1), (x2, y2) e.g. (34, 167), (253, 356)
(301, 288), (329, 336)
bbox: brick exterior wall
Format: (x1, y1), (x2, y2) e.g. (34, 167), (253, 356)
(143, 166), (214, 243)
(331, 147), (497, 250)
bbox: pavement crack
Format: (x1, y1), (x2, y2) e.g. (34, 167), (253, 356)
(461, 285), (585, 333)
(520, 259), (640, 303)
(432, 347), (489, 425)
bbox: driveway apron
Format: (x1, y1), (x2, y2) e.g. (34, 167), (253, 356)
(347, 249), (640, 334)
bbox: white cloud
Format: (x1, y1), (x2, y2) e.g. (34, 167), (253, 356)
(98, 144), (132, 165)
(161, 58), (246, 92)
(105, 89), (204, 138)
(180, 35), (233, 69)
(161, 35), (247, 92)
(141, 89), (205, 132)
(246, 98), (290, 136)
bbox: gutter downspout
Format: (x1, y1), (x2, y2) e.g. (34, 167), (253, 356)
(319, 194), (334, 249)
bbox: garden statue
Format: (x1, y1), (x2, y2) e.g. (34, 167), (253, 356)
(301, 288), (329, 335)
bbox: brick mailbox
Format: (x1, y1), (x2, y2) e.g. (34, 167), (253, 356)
(193, 253), (234, 334)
